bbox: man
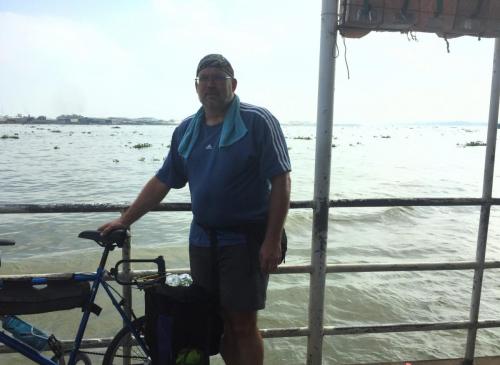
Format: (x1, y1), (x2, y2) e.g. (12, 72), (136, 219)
(99, 54), (291, 365)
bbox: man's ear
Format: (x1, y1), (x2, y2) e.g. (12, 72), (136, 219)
(232, 78), (238, 92)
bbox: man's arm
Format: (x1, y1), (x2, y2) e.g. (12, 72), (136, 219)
(260, 172), (291, 273)
(99, 176), (170, 235)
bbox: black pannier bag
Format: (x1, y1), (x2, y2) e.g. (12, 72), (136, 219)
(145, 283), (223, 365)
(0, 278), (91, 315)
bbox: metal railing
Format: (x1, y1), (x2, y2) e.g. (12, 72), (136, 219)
(1, 197), (500, 362)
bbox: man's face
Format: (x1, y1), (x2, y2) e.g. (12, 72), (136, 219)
(195, 67), (237, 111)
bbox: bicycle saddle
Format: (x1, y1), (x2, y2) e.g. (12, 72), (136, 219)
(78, 229), (128, 247)
(0, 239), (15, 246)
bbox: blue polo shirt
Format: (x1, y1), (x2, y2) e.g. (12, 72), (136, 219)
(156, 101), (291, 246)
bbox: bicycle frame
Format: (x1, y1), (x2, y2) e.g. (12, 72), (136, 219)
(0, 239), (150, 365)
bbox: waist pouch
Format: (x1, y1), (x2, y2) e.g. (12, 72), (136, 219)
(145, 283), (223, 365)
(197, 220), (288, 264)
(0, 279), (91, 315)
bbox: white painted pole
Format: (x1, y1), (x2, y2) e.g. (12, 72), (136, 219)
(464, 38), (500, 365)
(307, 0), (339, 364)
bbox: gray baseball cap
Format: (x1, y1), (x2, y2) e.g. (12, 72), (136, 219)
(196, 54), (234, 77)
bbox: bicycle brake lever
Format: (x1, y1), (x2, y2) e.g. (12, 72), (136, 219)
(0, 239), (15, 246)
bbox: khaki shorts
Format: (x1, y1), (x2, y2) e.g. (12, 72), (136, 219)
(189, 240), (269, 312)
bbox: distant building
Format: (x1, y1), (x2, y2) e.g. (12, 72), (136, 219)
(80, 117), (112, 124)
(56, 114), (83, 123)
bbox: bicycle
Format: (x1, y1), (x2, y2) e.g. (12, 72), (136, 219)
(0, 229), (165, 365)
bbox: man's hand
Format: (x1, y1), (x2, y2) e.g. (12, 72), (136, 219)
(259, 239), (282, 273)
(98, 218), (128, 236)
(260, 172), (290, 273)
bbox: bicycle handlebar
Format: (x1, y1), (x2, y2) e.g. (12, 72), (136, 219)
(0, 239), (15, 268)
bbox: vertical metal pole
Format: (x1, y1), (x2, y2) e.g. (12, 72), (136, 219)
(121, 211), (132, 365)
(307, 0), (339, 364)
(122, 233), (132, 319)
(463, 38), (500, 365)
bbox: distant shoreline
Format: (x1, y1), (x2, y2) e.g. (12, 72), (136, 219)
(0, 121), (176, 126)
(0, 120), (491, 127)
(0, 114), (177, 126)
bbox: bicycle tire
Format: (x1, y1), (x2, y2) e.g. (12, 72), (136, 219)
(102, 316), (150, 365)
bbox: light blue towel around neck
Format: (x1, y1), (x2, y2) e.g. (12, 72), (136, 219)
(178, 95), (248, 159)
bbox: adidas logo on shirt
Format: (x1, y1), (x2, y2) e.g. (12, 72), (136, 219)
(205, 144), (213, 150)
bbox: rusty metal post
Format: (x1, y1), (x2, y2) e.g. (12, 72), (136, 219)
(307, 0), (339, 364)
(464, 38), (500, 365)
(121, 211), (132, 365)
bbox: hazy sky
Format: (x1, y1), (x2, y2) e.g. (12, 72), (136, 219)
(0, 0), (496, 124)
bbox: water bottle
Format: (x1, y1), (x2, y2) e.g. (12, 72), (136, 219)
(178, 273), (193, 287)
(166, 273), (192, 287)
(1, 315), (49, 351)
(165, 274), (181, 287)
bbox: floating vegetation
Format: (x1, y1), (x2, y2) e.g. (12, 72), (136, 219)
(1, 134), (19, 139)
(112, 126), (121, 129)
(138, 157), (145, 161)
(54, 146), (59, 149)
(153, 158), (160, 162)
(332, 144), (337, 148)
(464, 141), (486, 147)
(113, 159), (119, 163)
(380, 135), (391, 139)
(51, 130), (61, 133)
(293, 136), (312, 140)
(133, 143), (152, 149)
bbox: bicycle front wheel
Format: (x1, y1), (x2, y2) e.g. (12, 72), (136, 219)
(102, 316), (150, 365)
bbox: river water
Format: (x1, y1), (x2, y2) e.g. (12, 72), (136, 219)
(1, 123), (500, 364)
